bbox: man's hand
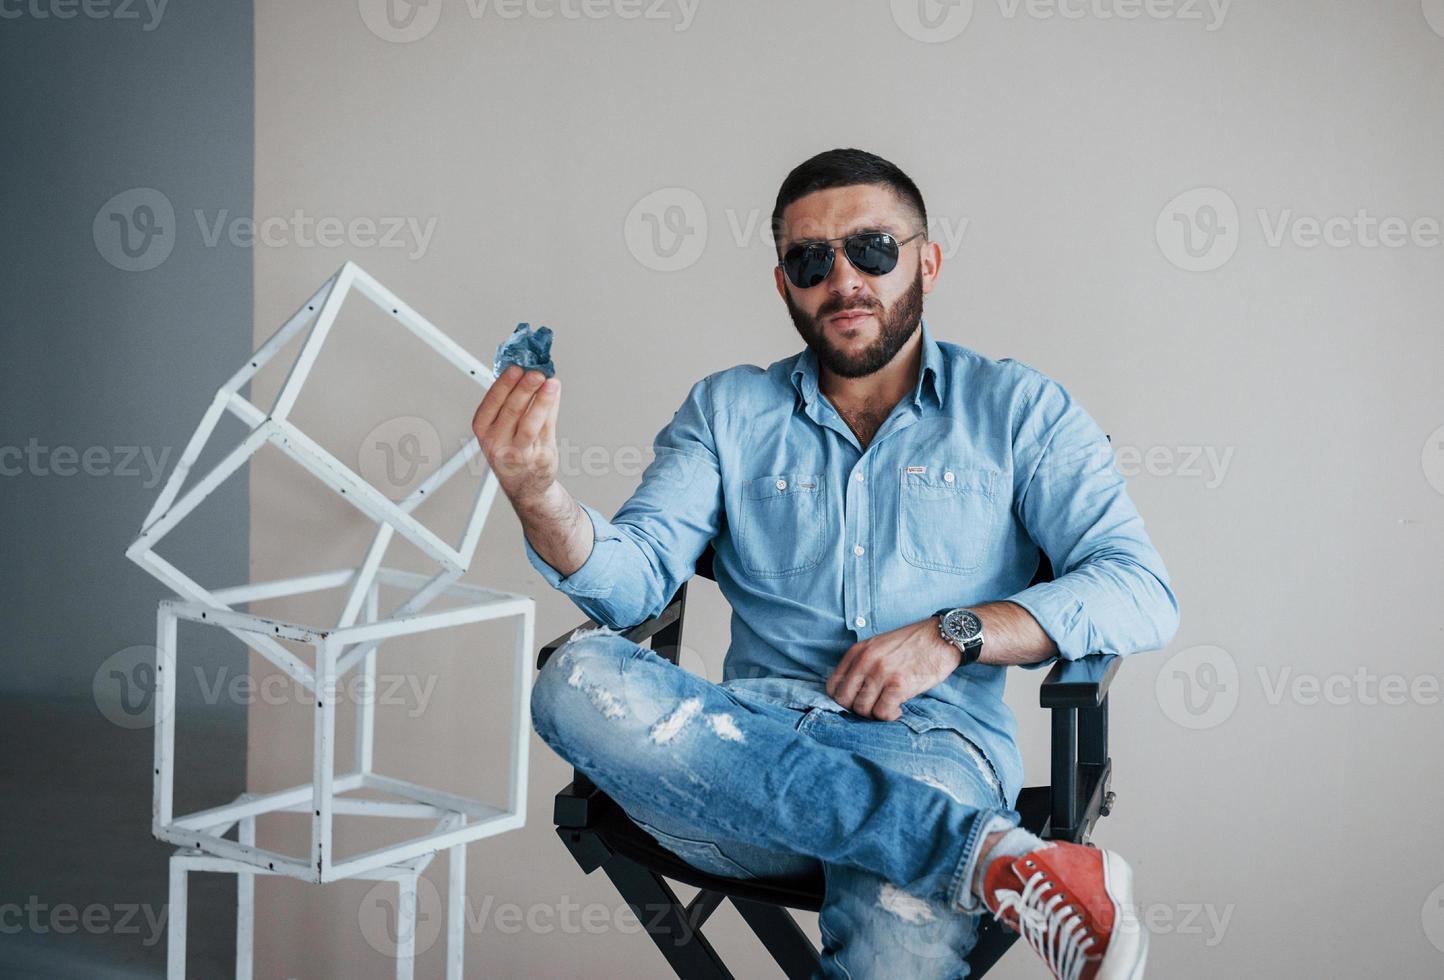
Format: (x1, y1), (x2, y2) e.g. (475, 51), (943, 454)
(825, 617), (962, 721)
(471, 364), (560, 505)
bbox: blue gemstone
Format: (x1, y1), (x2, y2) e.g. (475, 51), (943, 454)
(492, 322), (556, 379)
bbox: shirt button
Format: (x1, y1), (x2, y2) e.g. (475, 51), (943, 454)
(775, 479), (787, 490)
(854, 616), (866, 628)
(944, 471), (955, 483)
(854, 472), (864, 482)
(853, 544), (865, 556)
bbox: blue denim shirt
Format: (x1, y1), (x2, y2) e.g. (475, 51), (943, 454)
(524, 318), (1179, 807)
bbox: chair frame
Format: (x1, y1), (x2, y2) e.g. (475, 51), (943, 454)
(535, 544), (1122, 978)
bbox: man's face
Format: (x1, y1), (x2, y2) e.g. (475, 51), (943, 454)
(774, 184), (940, 379)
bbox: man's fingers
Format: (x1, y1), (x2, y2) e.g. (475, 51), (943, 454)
(826, 643), (864, 700)
(472, 365), (523, 439)
(515, 377), (559, 444)
(538, 378), (559, 445)
(491, 370), (548, 445)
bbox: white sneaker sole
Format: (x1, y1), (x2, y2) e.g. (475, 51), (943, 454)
(1095, 849), (1148, 980)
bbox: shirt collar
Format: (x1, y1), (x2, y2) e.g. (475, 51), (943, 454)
(790, 317), (946, 412)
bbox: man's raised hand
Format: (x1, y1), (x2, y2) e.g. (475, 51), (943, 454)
(471, 364), (560, 505)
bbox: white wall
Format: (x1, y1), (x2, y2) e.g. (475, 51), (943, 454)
(250, 1), (1444, 976)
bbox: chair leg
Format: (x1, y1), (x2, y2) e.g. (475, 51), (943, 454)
(963, 913), (1020, 977)
(601, 855), (734, 979)
(730, 897), (820, 980)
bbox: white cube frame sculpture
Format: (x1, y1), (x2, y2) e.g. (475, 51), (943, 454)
(168, 805), (470, 980)
(126, 261), (502, 693)
(154, 567), (534, 884)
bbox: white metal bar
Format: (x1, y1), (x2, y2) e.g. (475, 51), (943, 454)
(332, 597), (534, 647)
(267, 418), (464, 572)
(357, 583), (379, 775)
(134, 421), (271, 542)
(326, 812), (524, 882)
(337, 524), (393, 629)
(270, 262), (355, 421)
(313, 638), (338, 881)
(206, 568), (356, 606)
(223, 274), (336, 394)
(223, 390), (267, 428)
(512, 608), (534, 822)
(348, 264), (494, 384)
(170, 772), (364, 832)
(136, 552), (316, 690)
(454, 470), (500, 568)
(156, 827), (317, 883)
(237, 815), (255, 980)
(142, 390), (231, 530)
(361, 774), (503, 820)
(447, 844), (466, 980)
(154, 606), (177, 830)
(374, 567), (513, 602)
(167, 858), (187, 980)
(335, 570), (462, 677)
(396, 872), (417, 980)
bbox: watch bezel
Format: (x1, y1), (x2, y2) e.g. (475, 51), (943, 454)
(937, 607), (984, 647)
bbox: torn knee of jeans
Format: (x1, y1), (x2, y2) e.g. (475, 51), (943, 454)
(648, 696), (702, 744)
(877, 881), (938, 925)
(564, 657), (628, 720)
(705, 712), (744, 742)
(566, 622), (623, 644)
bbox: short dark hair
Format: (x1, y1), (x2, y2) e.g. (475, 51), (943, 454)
(771, 148), (928, 255)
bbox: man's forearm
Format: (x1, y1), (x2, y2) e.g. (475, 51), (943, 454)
(514, 480), (594, 578)
(972, 600), (1059, 667)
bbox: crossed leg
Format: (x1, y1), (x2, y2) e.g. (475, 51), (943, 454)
(529, 632), (1022, 978)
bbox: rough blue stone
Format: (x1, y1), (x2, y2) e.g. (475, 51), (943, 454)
(492, 322), (556, 379)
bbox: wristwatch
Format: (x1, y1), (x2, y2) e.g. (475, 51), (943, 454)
(933, 607), (985, 665)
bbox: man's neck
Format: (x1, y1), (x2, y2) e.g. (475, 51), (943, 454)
(817, 327), (923, 414)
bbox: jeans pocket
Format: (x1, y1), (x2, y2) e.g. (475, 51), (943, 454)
(895, 706), (1008, 809)
(630, 817), (759, 880)
(735, 472), (828, 577)
(896, 463), (999, 574)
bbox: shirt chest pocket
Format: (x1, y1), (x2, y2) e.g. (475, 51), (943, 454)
(736, 473), (828, 577)
(896, 464), (999, 574)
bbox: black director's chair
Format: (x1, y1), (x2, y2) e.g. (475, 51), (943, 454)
(536, 542), (1123, 978)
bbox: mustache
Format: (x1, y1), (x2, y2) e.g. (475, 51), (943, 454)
(817, 297), (882, 318)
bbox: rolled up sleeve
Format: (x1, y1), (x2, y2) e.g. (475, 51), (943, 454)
(1004, 376), (1181, 665)
(523, 375), (724, 630)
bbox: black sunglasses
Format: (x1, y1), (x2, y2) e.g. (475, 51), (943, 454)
(778, 231), (924, 289)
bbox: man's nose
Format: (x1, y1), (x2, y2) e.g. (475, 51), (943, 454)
(824, 244), (864, 295)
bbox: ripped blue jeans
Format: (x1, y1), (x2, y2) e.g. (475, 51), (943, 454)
(529, 632), (1025, 980)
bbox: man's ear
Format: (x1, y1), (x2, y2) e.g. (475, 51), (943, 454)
(774, 263), (789, 303)
(920, 238), (943, 296)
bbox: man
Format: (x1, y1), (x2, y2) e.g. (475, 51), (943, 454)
(472, 148), (1179, 979)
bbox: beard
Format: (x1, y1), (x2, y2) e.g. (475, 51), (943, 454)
(784, 265), (924, 379)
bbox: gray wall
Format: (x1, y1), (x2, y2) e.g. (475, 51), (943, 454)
(1, 1), (253, 974)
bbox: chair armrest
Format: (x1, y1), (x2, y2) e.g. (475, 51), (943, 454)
(536, 593), (686, 670)
(1039, 653), (1120, 708)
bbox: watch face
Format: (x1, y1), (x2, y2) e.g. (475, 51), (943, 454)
(943, 609), (983, 644)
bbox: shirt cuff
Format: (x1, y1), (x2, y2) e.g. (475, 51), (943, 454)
(522, 501), (621, 598)
(1002, 580), (1089, 666)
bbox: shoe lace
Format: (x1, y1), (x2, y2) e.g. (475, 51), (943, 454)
(991, 870), (1096, 980)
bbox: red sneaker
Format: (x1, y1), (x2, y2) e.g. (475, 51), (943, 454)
(980, 841), (1146, 980)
